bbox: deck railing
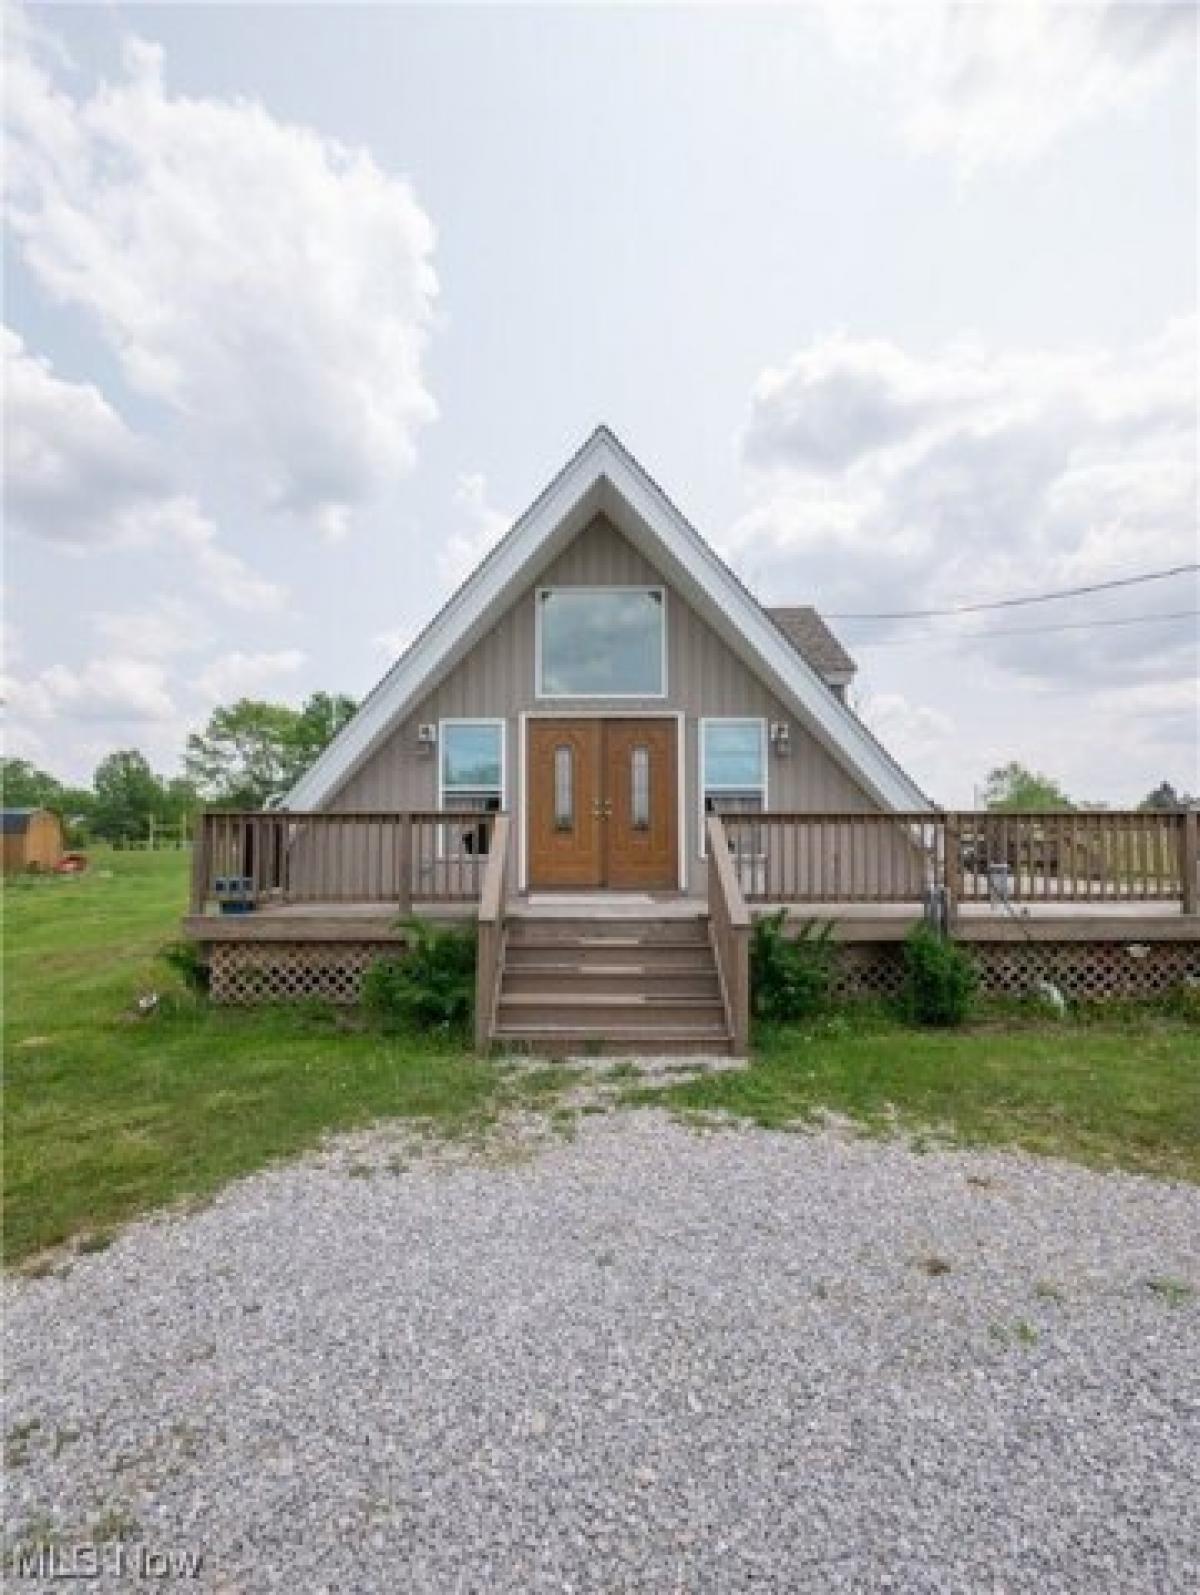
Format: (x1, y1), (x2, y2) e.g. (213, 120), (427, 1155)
(191, 807), (1199, 917)
(718, 809), (1198, 912)
(190, 809), (499, 913)
(951, 810), (1195, 906)
(475, 814), (511, 1050)
(719, 812), (947, 904)
(707, 814), (751, 1053)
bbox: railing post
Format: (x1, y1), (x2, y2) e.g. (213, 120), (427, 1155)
(475, 814), (510, 1052)
(1182, 809), (1198, 915)
(942, 813), (960, 929)
(707, 814), (751, 1055)
(188, 812), (209, 914)
(730, 921), (750, 1054)
(397, 814), (413, 915)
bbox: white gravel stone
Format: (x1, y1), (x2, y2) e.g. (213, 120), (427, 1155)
(4, 1109), (1198, 1592)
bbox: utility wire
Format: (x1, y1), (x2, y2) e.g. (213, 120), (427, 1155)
(852, 608), (1199, 647)
(827, 563), (1198, 621)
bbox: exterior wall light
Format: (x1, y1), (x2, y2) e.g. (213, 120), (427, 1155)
(770, 722), (791, 757)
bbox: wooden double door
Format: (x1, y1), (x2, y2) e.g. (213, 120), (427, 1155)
(527, 719), (678, 890)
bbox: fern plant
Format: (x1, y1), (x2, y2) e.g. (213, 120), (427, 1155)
(750, 911), (835, 1022)
(361, 919), (477, 1034)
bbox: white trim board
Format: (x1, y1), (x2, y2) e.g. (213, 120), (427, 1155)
(284, 426), (930, 814)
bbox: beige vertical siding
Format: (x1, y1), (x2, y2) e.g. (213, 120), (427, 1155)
(330, 515), (878, 894)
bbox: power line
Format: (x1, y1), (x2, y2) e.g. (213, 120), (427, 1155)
(853, 609), (1199, 647)
(827, 563), (1198, 621)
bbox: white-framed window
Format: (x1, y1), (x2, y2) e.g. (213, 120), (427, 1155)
(535, 587), (667, 698)
(438, 719), (505, 856)
(698, 718), (767, 857)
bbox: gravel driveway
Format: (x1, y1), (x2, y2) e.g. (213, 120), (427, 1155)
(5, 1109), (1198, 1593)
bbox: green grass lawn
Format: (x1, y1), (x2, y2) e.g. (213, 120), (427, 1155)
(3, 848), (1197, 1266)
(3, 849), (494, 1264)
(631, 1015), (1200, 1183)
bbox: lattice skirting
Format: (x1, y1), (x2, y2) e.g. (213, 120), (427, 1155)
(832, 940), (1200, 1004)
(206, 936), (1199, 1008)
(209, 941), (398, 1005)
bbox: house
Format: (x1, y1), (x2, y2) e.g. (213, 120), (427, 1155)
(1, 808), (64, 873)
(285, 425), (927, 890)
(186, 428), (1198, 1047)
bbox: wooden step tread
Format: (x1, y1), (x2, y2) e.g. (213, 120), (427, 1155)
(500, 992), (723, 1009)
(492, 1025), (732, 1041)
(503, 962), (715, 977)
(507, 935), (711, 950)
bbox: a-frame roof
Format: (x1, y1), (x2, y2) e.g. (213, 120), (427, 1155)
(286, 426), (929, 812)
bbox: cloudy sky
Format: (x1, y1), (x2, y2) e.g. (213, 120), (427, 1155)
(4, 1), (1196, 805)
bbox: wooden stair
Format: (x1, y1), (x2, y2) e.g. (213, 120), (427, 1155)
(491, 914), (735, 1056)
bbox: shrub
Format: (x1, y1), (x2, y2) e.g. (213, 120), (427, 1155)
(361, 919), (477, 1034)
(901, 924), (976, 1027)
(160, 939), (211, 993)
(1165, 978), (1200, 1025)
(750, 911), (835, 1022)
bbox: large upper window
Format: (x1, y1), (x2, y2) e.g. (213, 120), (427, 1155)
(536, 588), (666, 698)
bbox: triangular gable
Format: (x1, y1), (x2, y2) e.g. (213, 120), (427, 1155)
(286, 426), (929, 811)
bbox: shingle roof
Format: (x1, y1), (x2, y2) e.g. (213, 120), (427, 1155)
(765, 607), (856, 681)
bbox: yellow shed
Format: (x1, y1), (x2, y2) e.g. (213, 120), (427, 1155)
(1, 809), (64, 873)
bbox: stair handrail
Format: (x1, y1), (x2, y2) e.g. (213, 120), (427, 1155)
(475, 814), (511, 1051)
(707, 813), (751, 1053)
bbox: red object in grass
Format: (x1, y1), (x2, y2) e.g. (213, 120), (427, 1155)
(56, 852), (88, 874)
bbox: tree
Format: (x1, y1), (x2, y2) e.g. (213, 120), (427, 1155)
(162, 777), (201, 828)
(1, 758), (64, 810)
(983, 762), (1073, 812)
(291, 692), (357, 775)
(1139, 781), (1196, 812)
(184, 692), (356, 807)
(91, 751), (168, 844)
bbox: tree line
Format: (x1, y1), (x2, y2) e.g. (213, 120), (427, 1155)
(981, 763), (1194, 813)
(1, 693), (356, 844)
(1, 698), (1192, 848)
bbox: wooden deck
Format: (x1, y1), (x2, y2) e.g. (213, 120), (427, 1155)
(183, 894), (1197, 945)
(185, 808), (1199, 1042)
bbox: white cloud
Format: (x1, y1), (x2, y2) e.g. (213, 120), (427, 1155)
(440, 472), (511, 587)
(373, 629), (411, 660)
(195, 649), (306, 704)
(5, 17), (439, 532)
(734, 317), (1198, 804)
(1092, 676), (1200, 745)
(859, 690), (953, 751)
(93, 597), (212, 659)
(732, 316), (1197, 693)
(4, 655), (176, 723)
(855, 690), (956, 800)
(4, 327), (287, 612)
(827, 1), (1194, 174)
(3, 325), (167, 547)
(167, 499), (287, 614)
